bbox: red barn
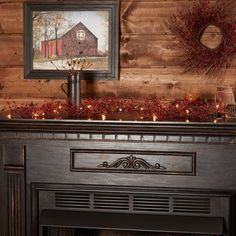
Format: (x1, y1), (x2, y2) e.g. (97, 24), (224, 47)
(41, 22), (98, 58)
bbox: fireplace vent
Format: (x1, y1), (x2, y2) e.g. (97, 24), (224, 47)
(133, 195), (169, 212)
(94, 193), (129, 210)
(173, 196), (211, 214)
(55, 192), (90, 209)
(55, 191), (211, 216)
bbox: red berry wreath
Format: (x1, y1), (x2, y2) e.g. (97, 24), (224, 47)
(167, 0), (236, 76)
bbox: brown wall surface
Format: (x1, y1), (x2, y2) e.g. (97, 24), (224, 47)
(0, 0), (236, 106)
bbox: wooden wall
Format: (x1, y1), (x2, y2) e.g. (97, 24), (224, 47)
(0, 0), (236, 107)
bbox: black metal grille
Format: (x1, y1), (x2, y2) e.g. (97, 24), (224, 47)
(55, 191), (211, 216)
(94, 193), (129, 210)
(133, 195), (169, 212)
(55, 192), (90, 209)
(173, 196), (211, 214)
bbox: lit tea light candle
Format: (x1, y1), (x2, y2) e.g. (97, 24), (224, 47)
(7, 114), (11, 119)
(42, 112), (45, 116)
(58, 105), (62, 109)
(175, 104), (179, 108)
(213, 119), (217, 123)
(118, 108), (122, 112)
(87, 105), (92, 109)
(153, 115), (157, 122)
(53, 110), (57, 113)
(186, 109), (190, 114)
(102, 114), (106, 120)
(140, 107), (144, 111)
(186, 119), (190, 123)
(216, 104), (220, 109)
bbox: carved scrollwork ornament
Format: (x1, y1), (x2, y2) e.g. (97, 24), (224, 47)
(98, 155), (166, 171)
(166, 0), (236, 77)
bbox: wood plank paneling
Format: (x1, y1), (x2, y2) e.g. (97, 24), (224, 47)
(1, 67), (236, 101)
(0, 0), (235, 102)
(0, 35), (23, 66)
(0, 3), (23, 34)
(0, 1), (214, 35)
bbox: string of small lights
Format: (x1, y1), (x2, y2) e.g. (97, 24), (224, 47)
(3, 97), (226, 122)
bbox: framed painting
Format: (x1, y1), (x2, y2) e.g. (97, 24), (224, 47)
(24, 1), (119, 79)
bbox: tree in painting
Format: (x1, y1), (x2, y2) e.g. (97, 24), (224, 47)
(49, 12), (65, 57)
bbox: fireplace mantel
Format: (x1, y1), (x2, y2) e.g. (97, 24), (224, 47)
(1, 119), (236, 135)
(0, 120), (236, 236)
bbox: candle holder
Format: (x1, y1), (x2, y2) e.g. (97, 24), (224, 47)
(61, 73), (81, 107)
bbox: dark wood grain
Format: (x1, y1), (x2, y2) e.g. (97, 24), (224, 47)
(0, 145), (4, 236)
(0, 120), (235, 235)
(1, 119), (236, 136)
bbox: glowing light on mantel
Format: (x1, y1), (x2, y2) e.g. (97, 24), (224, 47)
(102, 114), (106, 121)
(7, 114), (11, 119)
(153, 115), (157, 122)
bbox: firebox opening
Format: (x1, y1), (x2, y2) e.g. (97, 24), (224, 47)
(40, 210), (224, 235)
(42, 227), (222, 236)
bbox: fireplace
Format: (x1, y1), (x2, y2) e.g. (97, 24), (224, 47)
(1, 120), (236, 236)
(31, 183), (227, 236)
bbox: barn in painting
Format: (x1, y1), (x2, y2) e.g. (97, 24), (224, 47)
(41, 22), (98, 58)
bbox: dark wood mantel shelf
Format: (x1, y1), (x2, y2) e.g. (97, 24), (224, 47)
(1, 119), (236, 136)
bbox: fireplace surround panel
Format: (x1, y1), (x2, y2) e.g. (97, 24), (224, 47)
(0, 120), (236, 236)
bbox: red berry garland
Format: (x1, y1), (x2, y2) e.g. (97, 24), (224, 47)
(3, 97), (226, 122)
